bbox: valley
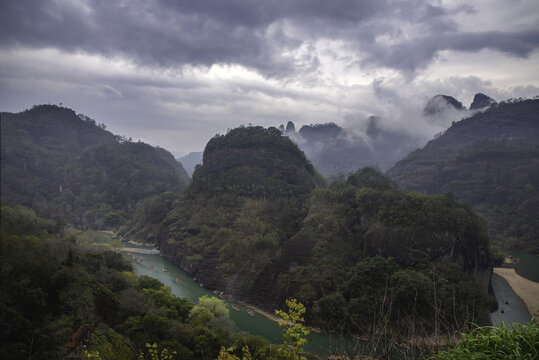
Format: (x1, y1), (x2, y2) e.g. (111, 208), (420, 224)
(1, 99), (537, 359)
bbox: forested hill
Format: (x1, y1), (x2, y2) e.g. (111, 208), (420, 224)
(387, 98), (539, 253)
(0, 105), (190, 229)
(189, 126), (326, 197)
(130, 126), (495, 335)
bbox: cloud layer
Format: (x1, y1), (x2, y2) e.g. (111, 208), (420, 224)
(1, 0), (538, 155)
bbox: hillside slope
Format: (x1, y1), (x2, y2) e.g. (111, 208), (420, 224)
(387, 99), (539, 252)
(149, 127), (494, 334)
(1, 105), (189, 228)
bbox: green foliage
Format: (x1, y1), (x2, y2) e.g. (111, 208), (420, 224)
(154, 164), (493, 339)
(388, 98), (539, 253)
(138, 343), (177, 360)
(275, 299), (310, 360)
(189, 295), (230, 325)
(85, 326), (134, 360)
(190, 126), (324, 198)
(0, 105), (189, 230)
(281, 171), (492, 335)
(432, 321), (539, 359)
(119, 192), (179, 244)
(217, 345), (252, 360)
(346, 167), (396, 190)
(0, 205), (245, 360)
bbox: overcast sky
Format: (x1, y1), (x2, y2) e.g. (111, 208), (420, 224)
(1, 0), (538, 156)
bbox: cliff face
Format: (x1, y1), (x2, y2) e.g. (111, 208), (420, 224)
(388, 99), (539, 252)
(157, 126), (325, 307)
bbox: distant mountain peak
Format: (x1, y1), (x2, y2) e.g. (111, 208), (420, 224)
(470, 93), (497, 110)
(285, 121), (296, 133)
(298, 122), (344, 140)
(423, 94), (465, 116)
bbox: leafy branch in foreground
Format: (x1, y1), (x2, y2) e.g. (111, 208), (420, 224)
(275, 298), (310, 360)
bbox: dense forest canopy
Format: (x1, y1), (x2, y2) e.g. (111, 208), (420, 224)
(190, 126), (325, 198)
(0, 205), (304, 360)
(0, 105), (190, 229)
(388, 98), (539, 253)
(132, 125), (497, 338)
(2, 103), (532, 358)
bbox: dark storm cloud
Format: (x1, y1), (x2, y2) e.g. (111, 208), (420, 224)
(1, 0), (538, 77)
(362, 29), (539, 73)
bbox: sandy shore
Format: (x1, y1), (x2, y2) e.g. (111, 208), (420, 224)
(493, 268), (539, 321)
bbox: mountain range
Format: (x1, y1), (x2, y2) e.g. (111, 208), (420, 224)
(2, 96), (536, 339)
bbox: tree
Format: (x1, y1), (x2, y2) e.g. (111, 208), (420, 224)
(275, 298), (309, 360)
(189, 296), (229, 325)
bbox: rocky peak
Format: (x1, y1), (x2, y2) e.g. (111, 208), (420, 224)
(423, 94), (465, 116)
(470, 93), (497, 110)
(285, 121), (296, 133)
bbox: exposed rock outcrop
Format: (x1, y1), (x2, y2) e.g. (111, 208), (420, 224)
(470, 93), (497, 111)
(423, 94), (466, 116)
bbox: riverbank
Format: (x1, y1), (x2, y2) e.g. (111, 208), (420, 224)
(119, 247), (160, 255)
(493, 268), (539, 321)
(231, 298), (325, 333)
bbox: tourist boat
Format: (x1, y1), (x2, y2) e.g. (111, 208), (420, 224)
(232, 305), (241, 311)
(148, 264), (153, 269)
(176, 278), (181, 284)
(247, 309), (255, 317)
(162, 267), (168, 272)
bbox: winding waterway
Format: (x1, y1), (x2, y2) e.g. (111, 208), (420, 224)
(124, 246), (537, 357)
(130, 253), (349, 356)
(489, 274), (532, 326)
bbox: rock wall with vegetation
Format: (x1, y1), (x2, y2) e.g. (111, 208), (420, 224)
(151, 126), (495, 336)
(387, 99), (539, 253)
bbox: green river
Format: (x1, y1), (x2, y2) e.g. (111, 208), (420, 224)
(130, 253), (352, 357)
(123, 245), (538, 357)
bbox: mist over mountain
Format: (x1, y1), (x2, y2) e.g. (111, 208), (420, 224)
(470, 93), (497, 111)
(177, 93), (496, 179)
(3, 0), (539, 356)
(278, 93), (484, 177)
(423, 94), (466, 116)
(177, 151), (202, 177)
(1, 105), (189, 228)
(388, 98), (539, 253)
